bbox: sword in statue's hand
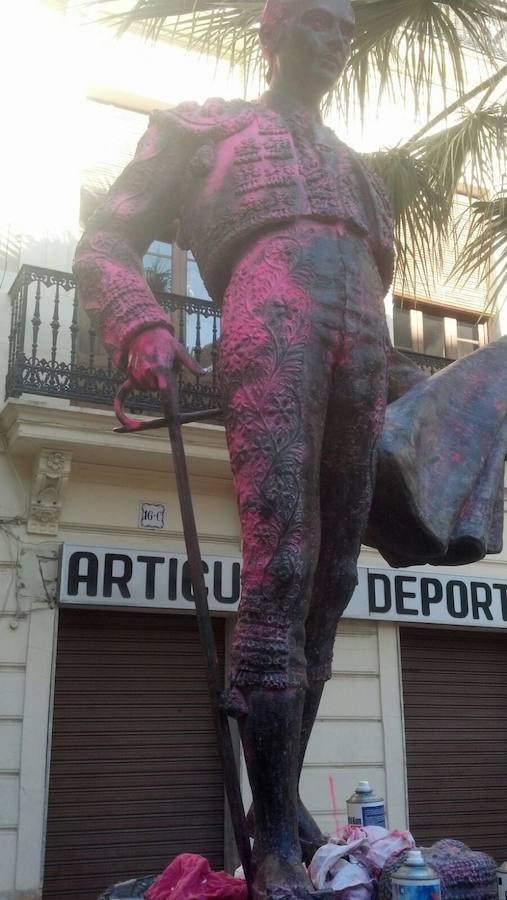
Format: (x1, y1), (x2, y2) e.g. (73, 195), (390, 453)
(114, 369), (252, 892)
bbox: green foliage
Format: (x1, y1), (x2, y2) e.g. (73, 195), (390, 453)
(347, 1), (507, 115)
(87, 1), (507, 107)
(81, 0), (507, 304)
(453, 194), (507, 311)
(374, 84), (507, 293)
(413, 102), (507, 201)
(368, 146), (448, 291)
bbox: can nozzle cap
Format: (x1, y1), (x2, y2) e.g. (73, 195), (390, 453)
(356, 780), (372, 794)
(406, 850), (425, 866)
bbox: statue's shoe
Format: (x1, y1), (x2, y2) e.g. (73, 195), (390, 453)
(251, 853), (336, 900)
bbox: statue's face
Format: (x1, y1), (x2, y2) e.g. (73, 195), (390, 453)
(272, 0), (354, 96)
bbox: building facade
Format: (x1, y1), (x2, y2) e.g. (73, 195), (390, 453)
(0, 3), (506, 898)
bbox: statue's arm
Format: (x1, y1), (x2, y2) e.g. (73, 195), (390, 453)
(74, 111), (194, 370)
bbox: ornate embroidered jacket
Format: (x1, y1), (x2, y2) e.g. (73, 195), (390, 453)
(75, 95), (394, 367)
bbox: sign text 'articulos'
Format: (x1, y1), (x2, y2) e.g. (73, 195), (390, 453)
(59, 545), (507, 629)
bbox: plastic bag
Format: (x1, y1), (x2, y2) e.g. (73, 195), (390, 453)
(361, 829), (415, 872)
(335, 888), (374, 900)
(329, 825), (414, 874)
(309, 843), (373, 891)
(144, 853), (248, 900)
(309, 826), (415, 898)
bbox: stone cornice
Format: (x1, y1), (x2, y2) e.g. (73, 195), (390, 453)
(0, 399), (232, 479)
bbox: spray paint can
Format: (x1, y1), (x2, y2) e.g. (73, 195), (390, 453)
(497, 861), (507, 899)
(346, 780), (386, 827)
(392, 849), (441, 900)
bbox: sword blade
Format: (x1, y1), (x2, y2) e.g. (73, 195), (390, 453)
(163, 399), (252, 890)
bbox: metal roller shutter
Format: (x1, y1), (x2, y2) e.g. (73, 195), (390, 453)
(43, 609), (226, 900)
(400, 626), (507, 861)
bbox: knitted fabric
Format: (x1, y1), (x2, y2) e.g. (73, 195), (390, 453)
(378, 839), (497, 900)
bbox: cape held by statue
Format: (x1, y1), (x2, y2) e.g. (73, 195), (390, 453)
(367, 335), (507, 569)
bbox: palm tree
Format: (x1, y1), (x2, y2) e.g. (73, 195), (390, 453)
(85, 1), (507, 304)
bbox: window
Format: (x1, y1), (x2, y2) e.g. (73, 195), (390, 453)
(142, 242), (218, 356)
(393, 300), (488, 360)
(143, 244), (209, 301)
(186, 252), (209, 301)
(143, 241), (172, 293)
(185, 252), (216, 353)
(456, 321), (483, 359)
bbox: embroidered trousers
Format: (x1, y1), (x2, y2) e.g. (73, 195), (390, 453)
(218, 220), (389, 688)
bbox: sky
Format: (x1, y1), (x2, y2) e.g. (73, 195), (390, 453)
(0, 1), (500, 251)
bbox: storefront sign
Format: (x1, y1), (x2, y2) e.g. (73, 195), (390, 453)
(355, 567), (507, 629)
(59, 544), (241, 614)
(58, 544), (507, 629)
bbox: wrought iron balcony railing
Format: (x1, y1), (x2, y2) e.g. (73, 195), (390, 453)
(5, 264), (451, 415)
(401, 351), (451, 376)
(6, 264), (221, 415)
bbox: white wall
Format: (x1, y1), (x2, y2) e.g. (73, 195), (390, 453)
(0, 445), (58, 899)
(303, 618), (407, 835)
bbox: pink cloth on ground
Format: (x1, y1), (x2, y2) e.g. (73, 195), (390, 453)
(144, 853), (248, 900)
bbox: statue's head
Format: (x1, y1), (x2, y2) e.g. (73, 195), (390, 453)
(260, 0), (354, 96)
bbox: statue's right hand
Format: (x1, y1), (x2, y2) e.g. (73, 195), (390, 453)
(127, 326), (204, 392)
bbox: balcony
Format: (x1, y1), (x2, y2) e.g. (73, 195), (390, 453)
(6, 264), (451, 416)
(402, 351), (452, 376)
(6, 264), (222, 417)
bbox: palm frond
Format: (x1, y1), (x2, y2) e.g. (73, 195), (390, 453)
(0, 228), (24, 286)
(144, 258), (172, 292)
(86, 1), (263, 73)
(406, 60), (507, 143)
(82, 0), (507, 305)
(84, 0), (507, 111)
(368, 145), (449, 294)
(344, 1), (507, 116)
(452, 194), (507, 308)
(412, 101), (507, 203)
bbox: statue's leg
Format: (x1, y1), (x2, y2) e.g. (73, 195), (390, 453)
(297, 473), (376, 857)
(244, 683), (326, 865)
(239, 687), (310, 897)
(218, 225), (339, 898)
(294, 473), (366, 859)
(302, 284), (389, 846)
